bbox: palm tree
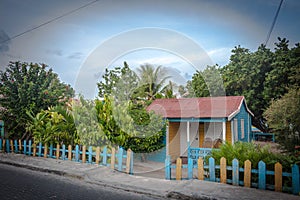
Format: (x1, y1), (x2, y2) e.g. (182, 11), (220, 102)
(136, 64), (171, 100)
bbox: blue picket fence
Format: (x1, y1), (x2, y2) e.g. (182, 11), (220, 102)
(165, 156), (300, 195)
(0, 138), (133, 174)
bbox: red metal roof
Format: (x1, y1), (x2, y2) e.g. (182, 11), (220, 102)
(147, 96), (253, 119)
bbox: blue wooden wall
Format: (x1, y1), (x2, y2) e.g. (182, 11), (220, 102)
(232, 101), (252, 142)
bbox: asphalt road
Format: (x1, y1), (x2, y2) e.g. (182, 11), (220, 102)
(0, 163), (162, 200)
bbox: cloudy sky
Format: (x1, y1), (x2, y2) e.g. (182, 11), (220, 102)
(0, 0), (299, 98)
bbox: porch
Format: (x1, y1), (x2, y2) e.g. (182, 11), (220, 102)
(167, 120), (232, 161)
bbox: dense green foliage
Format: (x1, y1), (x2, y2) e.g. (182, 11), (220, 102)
(209, 142), (297, 170)
(264, 88), (300, 155)
(185, 64), (224, 97)
(0, 61), (74, 138)
(71, 96), (108, 147)
(183, 38), (300, 133)
(96, 96), (165, 153)
(26, 106), (78, 145)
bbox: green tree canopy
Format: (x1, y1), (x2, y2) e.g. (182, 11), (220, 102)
(0, 61), (74, 138)
(264, 88), (300, 155)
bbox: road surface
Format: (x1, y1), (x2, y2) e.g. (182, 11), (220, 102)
(0, 163), (162, 200)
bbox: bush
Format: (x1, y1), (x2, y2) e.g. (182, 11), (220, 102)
(209, 142), (297, 171)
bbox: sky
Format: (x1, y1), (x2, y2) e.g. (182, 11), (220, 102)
(0, 0), (299, 98)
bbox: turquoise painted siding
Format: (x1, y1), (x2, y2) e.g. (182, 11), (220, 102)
(232, 102), (251, 142)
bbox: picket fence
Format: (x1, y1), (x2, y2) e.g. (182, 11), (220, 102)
(165, 156), (300, 195)
(0, 138), (133, 174)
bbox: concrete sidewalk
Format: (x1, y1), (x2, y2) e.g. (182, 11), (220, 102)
(0, 153), (299, 200)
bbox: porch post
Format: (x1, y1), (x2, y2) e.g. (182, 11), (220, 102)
(187, 121), (190, 147)
(222, 121), (226, 143)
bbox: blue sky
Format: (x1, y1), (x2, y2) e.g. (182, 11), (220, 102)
(0, 0), (299, 98)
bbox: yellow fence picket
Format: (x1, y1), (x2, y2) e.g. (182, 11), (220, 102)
(18, 139), (22, 151)
(32, 143), (36, 156)
(111, 148), (116, 169)
(44, 144), (48, 158)
(56, 144), (60, 159)
(198, 158), (204, 180)
(68, 145), (72, 161)
(82, 146), (86, 163)
(244, 160), (251, 188)
(176, 158), (182, 180)
(126, 149), (132, 174)
(220, 157), (227, 184)
(96, 147), (100, 164)
(275, 162), (282, 192)
(10, 140), (14, 152)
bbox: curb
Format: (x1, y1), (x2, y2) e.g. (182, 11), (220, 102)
(0, 160), (84, 180)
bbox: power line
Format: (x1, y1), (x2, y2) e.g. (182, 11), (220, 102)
(0, 0), (100, 44)
(264, 0), (284, 46)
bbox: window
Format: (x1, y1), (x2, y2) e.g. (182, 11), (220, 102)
(241, 119), (245, 139)
(204, 122), (223, 140)
(234, 119), (238, 142)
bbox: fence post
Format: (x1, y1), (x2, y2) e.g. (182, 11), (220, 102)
(209, 157), (216, 182)
(129, 150), (134, 175)
(165, 155), (171, 180)
(6, 139), (10, 153)
(68, 145), (72, 161)
(38, 143), (42, 157)
(117, 147), (123, 171)
(10, 140), (14, 153)
(44, 143), (48, 158)
(62, 144), (66, 160)
(188, 158), (193, 179)
(232, 159), (239, 186)
(176, 157), (182, 180)
(88, 146), (93, 163)
(244, 160), (251, 188)
(82, 146), (86, 163)
(198, 158), (204, 180)
(23, 140), (27, 155)
(102, 146), (107, 165)
(0, 138), (2, 151)
(220, 157), (227, 184)
(33, 143), (36, 157)
(14, 140), (18, 153)
(96, 146), (100, 165)
(49, 144), (53, 158)
(18, 140), (22, 151)
(258, 161), (266, 190)
(28, 140), (32, 156)
(126, 149), (132, 174)
(75, 145), (80, 162)
(292, 164), (300, 195)
(2, 139), (5, 152)
(56, 144), (60, 159)
(274, 162), (282, 192)
(111, 147), (116, 169)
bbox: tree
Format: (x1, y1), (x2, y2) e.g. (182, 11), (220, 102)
(136, 64), (171, 100)
(26, 105), (78, 145)
(186, 64), (224, 97)
(221, 44), (274, 130)
(264, 88), (300, 155)
(71, 96), (108, 147)
(0, 61), (74, 138)
(96, 95), (165, 155)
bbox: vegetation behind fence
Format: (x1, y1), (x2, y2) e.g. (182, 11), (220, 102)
(0, 138), (133, 174)
(165, 156), (300, 195)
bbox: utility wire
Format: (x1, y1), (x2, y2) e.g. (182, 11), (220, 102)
(264, 0), (283, 46)
(0, 0), (100, 44)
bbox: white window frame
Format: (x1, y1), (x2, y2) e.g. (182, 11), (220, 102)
(241, 119), (245, 139)
(234, 119), (238, 142)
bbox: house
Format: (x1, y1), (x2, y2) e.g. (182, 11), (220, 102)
(147, 96), (254, 160)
